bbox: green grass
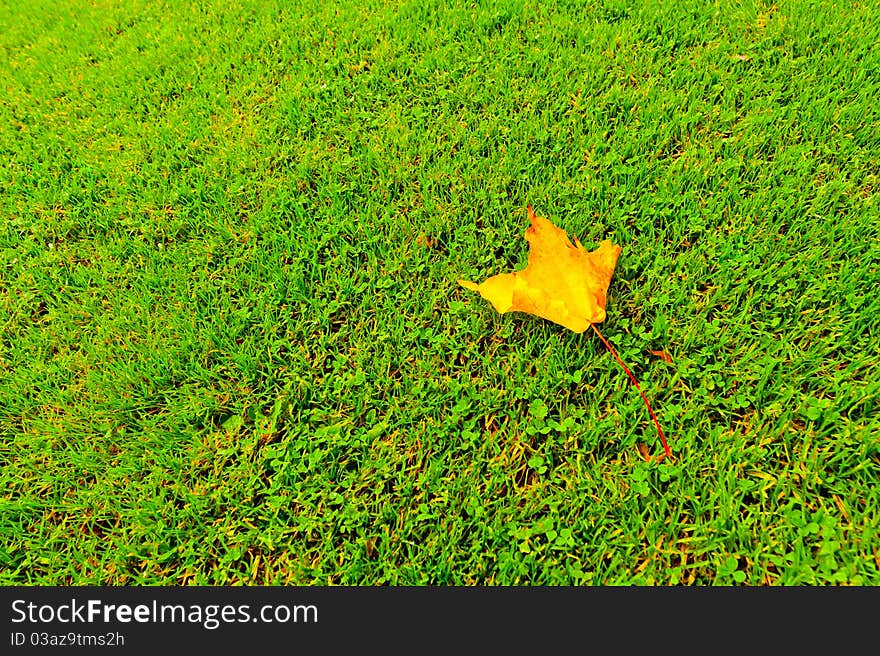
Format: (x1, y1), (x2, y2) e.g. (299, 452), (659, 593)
(2, 0), (878, 585)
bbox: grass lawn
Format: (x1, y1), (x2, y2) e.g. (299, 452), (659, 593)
(2, 0), (878, 585)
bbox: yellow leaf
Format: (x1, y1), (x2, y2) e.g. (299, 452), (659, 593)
(458, 206), (621, 333)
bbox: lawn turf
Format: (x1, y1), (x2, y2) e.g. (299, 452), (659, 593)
(1, 0), (879, 584)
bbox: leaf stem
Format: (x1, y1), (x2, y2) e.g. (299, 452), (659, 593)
(590, 323), (672, 458)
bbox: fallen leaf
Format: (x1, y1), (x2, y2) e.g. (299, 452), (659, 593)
(458, 206), (672, 459)
(649, 349), (674, 364)
(458, 206), (621, 333)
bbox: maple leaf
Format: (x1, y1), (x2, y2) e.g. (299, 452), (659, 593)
(458, 206), (621, 333)
(458, 206), (672, 458)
